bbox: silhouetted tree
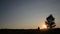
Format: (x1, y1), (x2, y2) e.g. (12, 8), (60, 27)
(45, 14), (56, 29)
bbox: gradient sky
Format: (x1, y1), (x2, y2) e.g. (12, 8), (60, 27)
(0, 0), (60, 29)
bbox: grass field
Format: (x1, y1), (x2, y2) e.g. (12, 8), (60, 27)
(0, 28), (60, 34)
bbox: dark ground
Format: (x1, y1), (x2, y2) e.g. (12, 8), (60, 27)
(0, 28), (60, 34)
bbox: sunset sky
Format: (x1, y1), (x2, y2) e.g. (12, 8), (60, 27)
(0, 0), (60, 29)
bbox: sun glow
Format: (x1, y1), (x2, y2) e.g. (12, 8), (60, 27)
(40, 24), (47, 29)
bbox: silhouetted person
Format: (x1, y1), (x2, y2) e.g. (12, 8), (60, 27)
(45, 14), (56, 29)
(38, 27), (40, 30)
(37, 27), (40, 32)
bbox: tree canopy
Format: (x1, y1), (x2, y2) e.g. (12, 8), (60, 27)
(45, 14), (56, 29)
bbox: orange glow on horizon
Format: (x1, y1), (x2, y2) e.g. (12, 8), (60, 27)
(40, 24), (47, 29)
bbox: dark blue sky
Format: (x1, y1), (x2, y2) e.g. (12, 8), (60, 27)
(0, 0), (60, 29)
